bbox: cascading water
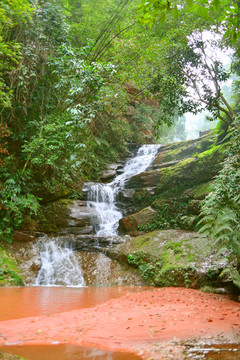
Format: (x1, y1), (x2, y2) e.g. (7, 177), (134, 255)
(34, 237), (85, 287)
(34, 144), (160, 286)
(86, 144), (160, 236)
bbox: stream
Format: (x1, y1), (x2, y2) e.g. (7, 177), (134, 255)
(0, 144), (160, 360)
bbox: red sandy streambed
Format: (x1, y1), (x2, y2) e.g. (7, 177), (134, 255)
(0, 287), (240, 359)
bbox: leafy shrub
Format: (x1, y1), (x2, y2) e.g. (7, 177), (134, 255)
(199, 119), (240, 289)
(0, 173), (39, 242)
(128, 252), (162, 281)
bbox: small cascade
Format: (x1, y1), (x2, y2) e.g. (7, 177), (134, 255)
(34, 237), (85, 287)
(34, 144), (160, 287)
(86, 144), (160, 236)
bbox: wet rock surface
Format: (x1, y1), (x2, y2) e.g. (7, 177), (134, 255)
(76, 251), (145, 286)
(59, 234), (125, 252)
(7, 240), (41, 285)
(107, 229), (238, 292)
(184, 340), (240, 360)
(9, 233), (143, 286)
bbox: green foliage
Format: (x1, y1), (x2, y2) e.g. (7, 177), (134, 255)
(138, 193), (191, 232)
(137, 214), (175, 232)
(129, 103), (156, 143)
(128, 251), (161, 280)
(137, 0), (240, 44)
(0, 173), (39, 242)
(0, 0), (33, 107)
(199, 119), (240, 289)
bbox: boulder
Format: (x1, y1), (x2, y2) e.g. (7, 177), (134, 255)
(67, 201), (92, 227)
(100, 163), (123, 182)
(108, 163), (120, 171)
(60, 226), (94, 235)
(70, 234), (124, 252)
(8, 240), (41, 285)
(107, 229), (233, 291)
(119, 207), (157, 236)
(189, 181), (213, 200)
(152, 160), (180, 169)
(127, 169), (161, 189)
(100, 169), (116, 182)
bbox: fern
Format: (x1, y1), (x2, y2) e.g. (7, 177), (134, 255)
(199, 118), (240, 289)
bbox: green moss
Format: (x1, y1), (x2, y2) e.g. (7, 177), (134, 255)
(142, 143), (227, 233)
(191, 181), (213, 200)
(124, 230), (216, 288)
(58, 198), (74, 206)
(0, 244), (24, 286)
(158, 132), (216, 163)
(197, 142), (227, 159)
(154, 265), (195, 287)
(128, 136), (229, 235)
(164, 239), (186, 251)
(155, 143), (228, 196)
(133, 237), (152, 248)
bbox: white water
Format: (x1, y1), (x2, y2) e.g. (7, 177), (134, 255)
(34, 237), (85, 287)
(34, 144), (160, 286)
(86, 144), (160, 236)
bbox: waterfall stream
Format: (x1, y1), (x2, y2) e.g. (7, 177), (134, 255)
(86, 144), (160, 236)
(34, 237), (86, 287)
(34, 144), (160, 286)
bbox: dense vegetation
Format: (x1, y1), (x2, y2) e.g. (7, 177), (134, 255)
(0, 0), (239, 287)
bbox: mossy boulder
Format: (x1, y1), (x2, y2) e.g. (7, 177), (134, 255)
(189, 181), (213, 200)
(153, 132), (216, 165)
(0, 244), (24, 286)
(107, 230), (230, 290)
(119, 207), (157, 236)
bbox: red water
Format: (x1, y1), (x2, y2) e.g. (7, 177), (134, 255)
(1, 345), (141, 360)
(1, 287), (239, 360)
(0, 286), (145, 360)
(0, 286), (147, 321)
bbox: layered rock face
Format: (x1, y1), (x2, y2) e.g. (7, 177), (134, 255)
(119, 133), (227, 235)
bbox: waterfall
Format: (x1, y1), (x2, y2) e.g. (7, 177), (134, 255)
(34, 144), (159, 286)
(86, 144), (160, 236)
(34, 237), (85, 287)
